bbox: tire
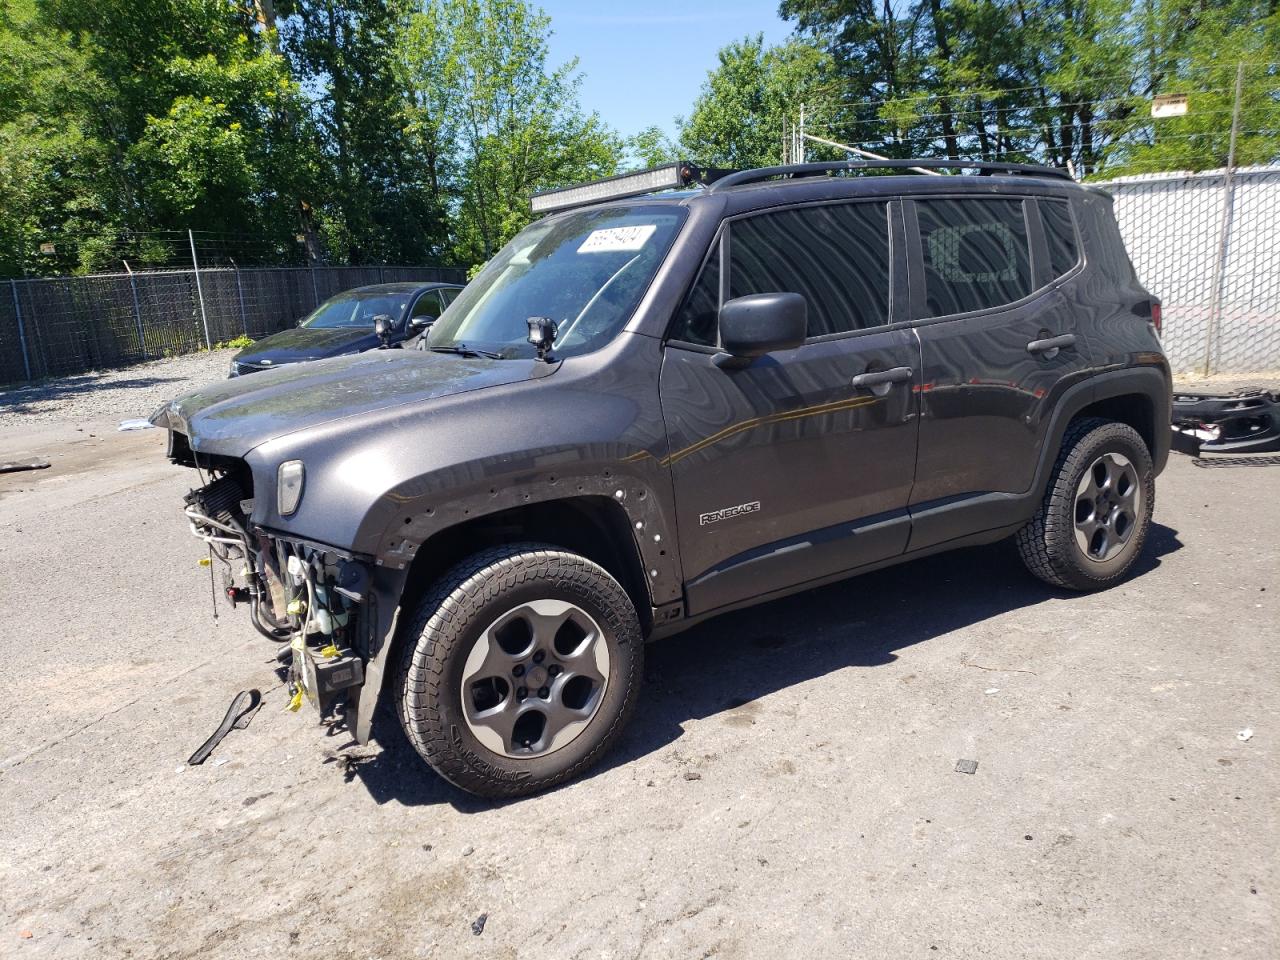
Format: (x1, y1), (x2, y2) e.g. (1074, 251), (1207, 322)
(1015, 417), (1155, 591)
(396, 543), (643, 798)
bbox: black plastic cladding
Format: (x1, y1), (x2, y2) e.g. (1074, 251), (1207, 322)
(158, 169), (1169, 727)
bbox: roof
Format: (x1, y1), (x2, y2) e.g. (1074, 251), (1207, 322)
(343, 281), (461, 295)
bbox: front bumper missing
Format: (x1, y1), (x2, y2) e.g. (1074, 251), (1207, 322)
(293, 637), (366, 711)
(181, 475), (378, 723)
(1171, 388), (1280, 456)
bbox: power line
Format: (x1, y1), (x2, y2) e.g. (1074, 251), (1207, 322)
(812, 91), (1268, 128)
(809, 60), (1279, 110)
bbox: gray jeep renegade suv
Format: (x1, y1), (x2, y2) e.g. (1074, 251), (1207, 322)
(155, 159), (1171, 798)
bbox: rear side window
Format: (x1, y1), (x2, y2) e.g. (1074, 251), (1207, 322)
(728, 202), (892, 337)
(1040, 200), (1080, 278)
(916, 199), (1032, 317)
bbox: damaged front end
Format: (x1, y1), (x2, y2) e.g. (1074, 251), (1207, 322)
(180, 454), (380, 732)
(1171, 388), (1280, 456)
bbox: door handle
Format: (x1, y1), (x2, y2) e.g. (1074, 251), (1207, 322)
(851, 366), (914, 390)
(1026, 333), (1077, 356)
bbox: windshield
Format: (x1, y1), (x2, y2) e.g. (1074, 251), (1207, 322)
(301, 291), (410, 329)
(427, 206), (685, 359)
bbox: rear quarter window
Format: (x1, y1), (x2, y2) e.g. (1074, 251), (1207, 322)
(916, 198), (1033, 317)
(1040, 199), (1081, 278)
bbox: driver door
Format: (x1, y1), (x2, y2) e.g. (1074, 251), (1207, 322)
(659, 200), (921, 616)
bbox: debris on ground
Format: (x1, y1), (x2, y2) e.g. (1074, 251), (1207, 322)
(1237, 728), (1254, 742)
(683, 770), (702, 781)
(955, 759), (979, 775)
(471, 913), (488, 936)
(0, 459), (50, 474)
(461, 845), (474, 857)
(187, 689), (262, 765)
(1171, 388), (1280, 457)
(117, 418), (156, 432)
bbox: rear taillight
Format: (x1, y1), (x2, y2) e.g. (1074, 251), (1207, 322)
(1150, 301), (1163, 335)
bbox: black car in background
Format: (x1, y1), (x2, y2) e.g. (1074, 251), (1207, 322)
(229, 282), (464, 376)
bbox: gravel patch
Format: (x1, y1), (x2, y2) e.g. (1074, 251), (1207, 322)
(0, 349), (234, 428)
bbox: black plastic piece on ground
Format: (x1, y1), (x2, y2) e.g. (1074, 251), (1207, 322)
(0, 459), (50, 473)
(187, 689), (262, 765)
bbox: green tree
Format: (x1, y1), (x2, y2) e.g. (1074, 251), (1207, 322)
(625, 125), (680, 167)
(401, 0), (622, 263)
(0, 0), (109, 275)
(0, 0), (324, 275)
(781, 0), (1280, 178)
(277, 0), (448, 263)
(677, 34), (834, 169)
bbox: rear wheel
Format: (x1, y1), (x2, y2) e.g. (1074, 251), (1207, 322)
(1016, 418), (1155, 591)
(396, 543), (642, 798)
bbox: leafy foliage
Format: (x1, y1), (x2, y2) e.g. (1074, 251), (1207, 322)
(677, 35), (836, 170)
(401, 0), (622, 262)
(778, 0), (1280, 177)
(2, 0), (1275, 279)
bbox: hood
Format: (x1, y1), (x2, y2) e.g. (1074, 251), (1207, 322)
(234, 325), (380, 366)
(154, 349), (544, 457)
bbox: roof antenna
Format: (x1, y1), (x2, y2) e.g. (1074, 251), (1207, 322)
(526, 316), (559, 362)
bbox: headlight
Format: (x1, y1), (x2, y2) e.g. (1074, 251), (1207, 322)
(277, 460), (305, 516)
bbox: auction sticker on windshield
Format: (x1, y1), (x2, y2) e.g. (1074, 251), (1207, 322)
(577, 225), (656, 254)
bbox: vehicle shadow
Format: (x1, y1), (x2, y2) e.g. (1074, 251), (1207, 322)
(346, 522), (1183, 809)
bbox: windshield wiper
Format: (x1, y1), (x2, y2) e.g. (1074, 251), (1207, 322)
(428, 344), (504, 359)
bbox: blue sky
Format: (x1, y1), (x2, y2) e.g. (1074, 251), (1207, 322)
(541, 1), (794, 141)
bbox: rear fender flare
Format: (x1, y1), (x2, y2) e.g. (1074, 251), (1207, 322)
(1032, 365), (1171, 502)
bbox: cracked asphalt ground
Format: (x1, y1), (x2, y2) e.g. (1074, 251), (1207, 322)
(1, 407), (1277, 959)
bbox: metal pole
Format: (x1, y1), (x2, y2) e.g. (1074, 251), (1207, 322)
(122, 260), (147, 360)
(309, 257), (319, 309)
(188, 229), (212, 350)
(801, 132), (945, 175)
(798, 103), (806, 164)
(231, 258), (248, 336)
(1202, 62), (1245, 377)
(11, 279), (31, 381)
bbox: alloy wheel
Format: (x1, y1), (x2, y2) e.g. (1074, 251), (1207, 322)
(1073, 451), (1142, 562)
(460, 599), (611, 758)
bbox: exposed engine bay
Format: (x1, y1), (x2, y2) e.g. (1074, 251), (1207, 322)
(181, 459), (370, 714)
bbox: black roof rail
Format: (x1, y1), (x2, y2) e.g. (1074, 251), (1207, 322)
(706, 159), (1074, 192)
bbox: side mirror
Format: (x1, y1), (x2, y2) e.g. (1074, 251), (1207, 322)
(373, 314), (394, 347)
(716, 293), (806, 368)
(409, 314), (436, 331)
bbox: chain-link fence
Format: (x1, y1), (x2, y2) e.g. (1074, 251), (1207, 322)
(0, 264), (467, 384)
(1096, 164), (1280, 376)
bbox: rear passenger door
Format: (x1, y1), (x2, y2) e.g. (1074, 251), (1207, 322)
(660, 199), (921, 616)
(906, 195), (1093, 550)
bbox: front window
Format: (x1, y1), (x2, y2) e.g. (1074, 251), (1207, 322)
(300, 291), (411, 329)
(427, 206), (685, 359)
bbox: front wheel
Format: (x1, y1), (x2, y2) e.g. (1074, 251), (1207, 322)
(1016, 418), (1155, 591)
(396, 544), (643, 798)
